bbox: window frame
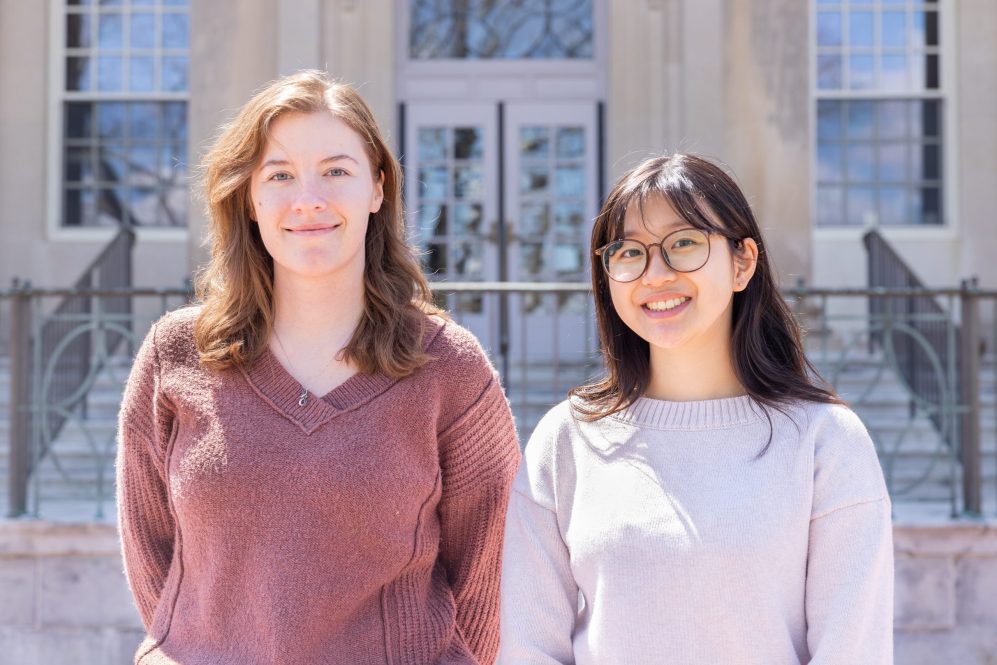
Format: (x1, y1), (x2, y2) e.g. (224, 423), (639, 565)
(46, 0), (190, 242)
(810, 0), (958, 238)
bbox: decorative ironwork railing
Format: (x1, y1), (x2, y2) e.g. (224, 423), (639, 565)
(1, 284), (994, 520)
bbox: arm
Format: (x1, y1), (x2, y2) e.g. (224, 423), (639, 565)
(806, 498), (894, 664)
(498, 485), (578, 665)
(437, 376), (521, 663)
(805, 406), (894, 664)
(116, 322), (177, 631)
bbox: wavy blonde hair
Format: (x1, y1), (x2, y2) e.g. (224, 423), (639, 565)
(195, 70), (438, 377)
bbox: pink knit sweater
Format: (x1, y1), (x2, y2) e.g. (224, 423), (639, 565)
(116, 308), (521, 664)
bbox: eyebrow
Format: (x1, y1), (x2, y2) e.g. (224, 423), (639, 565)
(259, 154), (360, 170)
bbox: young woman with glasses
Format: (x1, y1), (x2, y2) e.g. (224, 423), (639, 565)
(116, 71), (519, 664)
(499, 154), (893, 664)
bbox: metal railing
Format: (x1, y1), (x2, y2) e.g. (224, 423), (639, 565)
(1, 283), (994, 520)
(5, 228), (135, 518)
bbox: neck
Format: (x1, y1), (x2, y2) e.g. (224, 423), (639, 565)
(271, 267), (365, 351)
(644, 328), (745, 403)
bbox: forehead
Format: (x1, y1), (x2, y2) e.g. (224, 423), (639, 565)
(261, 111), (370, 162)
(621, 195), (688, 237)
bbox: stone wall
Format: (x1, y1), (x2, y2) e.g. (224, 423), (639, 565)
(1, 518), (995, 664)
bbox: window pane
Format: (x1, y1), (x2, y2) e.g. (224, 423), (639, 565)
(847, 101), (875, 139)
(454, 164), (483, 199)
(425, 243), (447, 275)
(97, 146), (127, 183)
(881, 11), (906, 48)
(554, 202), (585, 235)
(163, 102), (187, 141)
(419, 166), (448, 199)
(556, 127), (585, 159)
(881, 54), (908, 90)
(521, 127), (550, 158)
(129, 56), (155, 92)
(817, 53), (843, 89)
(878, 144), (906, 182)
(418, 203), (447, 241)
(130, 13), (155, 49)
(848, 11), (874, 47)
(97, 102), (126, 139)
(819, 184), (847, 227)
(846, 145), (874, 182)
(817, 11), (842, 47)
(130, 102), (159, 140)
(453, 203), (483, 235)
(128, 146), (157, 186)
(98, 13), (123, 49)
(66, 57), (92, 91)
(846, 187), (877, 225)
(67, 13), (91, 48)
(96, 55), (123, 91)
(916, 187), (942, 224)
(520, 204), (549, 236)
(418, 128), (447, 161)
(521, 165), (549, 195)
(65, 147), (93, 184)
(554, 166), (584, 198)
(453, 127), (483, 160)
(877, 100), (908, 140)
(817, 101), (844, 140)
(162, 56), (188, 91)
(848, 54), (875, 89)
(162, 13), (189, 49)
(924, 53), (940, 89)
(817, 143), (844, 182)
(66, 102), (93, 139)
(879, 186), (908, 225)
(920, 143), (941, 180)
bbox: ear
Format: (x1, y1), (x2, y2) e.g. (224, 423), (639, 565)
(369, 170), (385, 214)
(732, 237), (759, 292)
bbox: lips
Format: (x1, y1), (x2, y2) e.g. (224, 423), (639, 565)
(284, 223), (341, 235)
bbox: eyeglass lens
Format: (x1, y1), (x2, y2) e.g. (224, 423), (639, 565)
(601, 228), (710, 282)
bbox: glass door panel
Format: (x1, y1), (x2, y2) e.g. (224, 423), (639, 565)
(404, 103), (498, 347)
(504, 102), (598, 367)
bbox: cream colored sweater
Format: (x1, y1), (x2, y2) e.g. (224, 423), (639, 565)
(499, 396), (893, 665)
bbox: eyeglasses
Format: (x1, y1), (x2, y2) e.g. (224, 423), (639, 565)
(594, 228), (712, 283)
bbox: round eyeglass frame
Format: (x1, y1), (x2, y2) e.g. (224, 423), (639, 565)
(593, 228), (713, 283)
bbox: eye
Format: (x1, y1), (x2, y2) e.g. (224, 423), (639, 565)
(326, 167), (349, 177)
(620, 247), (645, 259)
(268, 171), (292, 182)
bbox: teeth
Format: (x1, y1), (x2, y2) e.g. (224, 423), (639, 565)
(644, 297), (688, 312)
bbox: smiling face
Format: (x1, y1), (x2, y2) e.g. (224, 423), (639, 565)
(249, 111), (384, 284)
(607, 195), (751, 357)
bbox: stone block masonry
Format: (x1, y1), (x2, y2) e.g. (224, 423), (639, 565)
(0, 516), (996, 664)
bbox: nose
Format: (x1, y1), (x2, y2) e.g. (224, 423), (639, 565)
(291, 180), (328, 215)
(640, 246), (677, 286)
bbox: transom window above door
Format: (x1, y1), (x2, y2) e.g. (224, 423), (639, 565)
(409, 0), (594, 59)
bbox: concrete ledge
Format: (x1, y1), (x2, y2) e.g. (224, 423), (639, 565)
(1, 517), (997, 663)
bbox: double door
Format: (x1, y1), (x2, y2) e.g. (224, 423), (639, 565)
(404, 101), (599, 369)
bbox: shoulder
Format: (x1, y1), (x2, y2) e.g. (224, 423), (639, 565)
(143, 305), (201, 365)
(797, 401), (889, 516)
(516, 400), (583, 509)
(423, 316), (498, 381)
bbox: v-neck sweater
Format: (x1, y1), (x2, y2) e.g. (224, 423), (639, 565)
(499, 397), (894, 665)
(116, 307), (521, 665)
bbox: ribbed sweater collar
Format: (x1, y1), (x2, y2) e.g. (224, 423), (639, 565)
(610, 394), (764, 430)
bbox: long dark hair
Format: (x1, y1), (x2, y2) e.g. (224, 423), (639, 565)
(570, 153), (841, 420)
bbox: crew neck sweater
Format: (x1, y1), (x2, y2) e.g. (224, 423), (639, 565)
(116, 307), (520, 665)
(499, 396), (893, 665)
